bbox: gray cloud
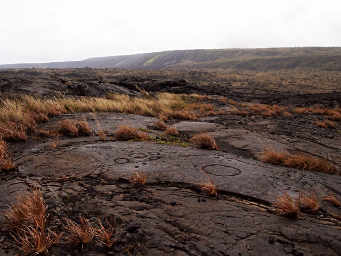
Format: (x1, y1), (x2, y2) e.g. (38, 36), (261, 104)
(1, 0), (340, 64)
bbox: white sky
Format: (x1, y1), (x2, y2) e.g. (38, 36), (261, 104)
(1, 0), (340, 64)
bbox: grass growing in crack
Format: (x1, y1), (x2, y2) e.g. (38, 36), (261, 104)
(190, 133), (218, 150)
(200, 182), (218, 197)
(129, 172), (147, 185)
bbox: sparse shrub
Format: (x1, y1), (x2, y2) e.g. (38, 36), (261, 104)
(274, 193), (299, 219)
(190, 134), (218, 150)
(129, 172), (147, 185)
(154, 120), (168, 131)
(164, 127), (179, 136)
(200, 182), (218, 197)
(114, 126), (149, 141)
(298, 192), (320, 213)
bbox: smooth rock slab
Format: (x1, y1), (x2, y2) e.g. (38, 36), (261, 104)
(16, 141), (341, 203)
(172, 121), (224, 135)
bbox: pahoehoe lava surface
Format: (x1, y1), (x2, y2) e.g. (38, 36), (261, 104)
(0, 68), (341, 255)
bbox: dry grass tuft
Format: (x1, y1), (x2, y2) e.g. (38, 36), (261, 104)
(323, 195), (341, 207)
(76, 121), (92, 136)
(154, 120), (168, 131)
(114, 126), (149, 141)
(96, 219), (115, 248)
(190, 134), (218, 150)
(0, 139), (15, 171)
(259, 150), (287, 165)
(13, 226), (61, 255)
(260, 150), (337, 174)
(58, 119), (91, 137)
(5, 189), (61, 255)
(298, 192), (320, 213)
(58, 119), (79, 137)
(315, 120), (336, 128)
(5, 190), (46, 228)
(274, 193), (299, 219)
(169, 110), (198, 120)
(129, 172), (147, 185)
(64, 217), (96, 245)
(164, 127), (179, 136)
(200, 182), (218, 197)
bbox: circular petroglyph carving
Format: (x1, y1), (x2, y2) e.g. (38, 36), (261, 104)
(203, 164), (242, 177)
(147, 156), (161, 161)
(114, 158), (130, 164)
(129, 152), (148, 159)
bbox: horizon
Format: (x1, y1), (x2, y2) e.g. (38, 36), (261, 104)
(2, 46), (341, 66)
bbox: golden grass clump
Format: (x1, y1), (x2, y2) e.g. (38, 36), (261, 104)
(274, 193), (299, 219)
(298, 192), (320, 213)
(323, 195), (341, 207)
(129, 172), (147, 185)
(114, 126), (149, 141)
(260, 150), (337, 174)
(190, 134), (218, 150)
(64, 217), (96, 245)
(200, 182), (218, 197)
(153, 120), (168, 131)
(164, 127), (179, 136)
(0, 139), (15, 171)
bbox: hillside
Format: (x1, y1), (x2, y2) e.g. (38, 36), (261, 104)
(2, 47), (341, 71)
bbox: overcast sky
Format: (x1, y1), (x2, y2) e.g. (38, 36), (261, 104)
(1, 0), (340, 64)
